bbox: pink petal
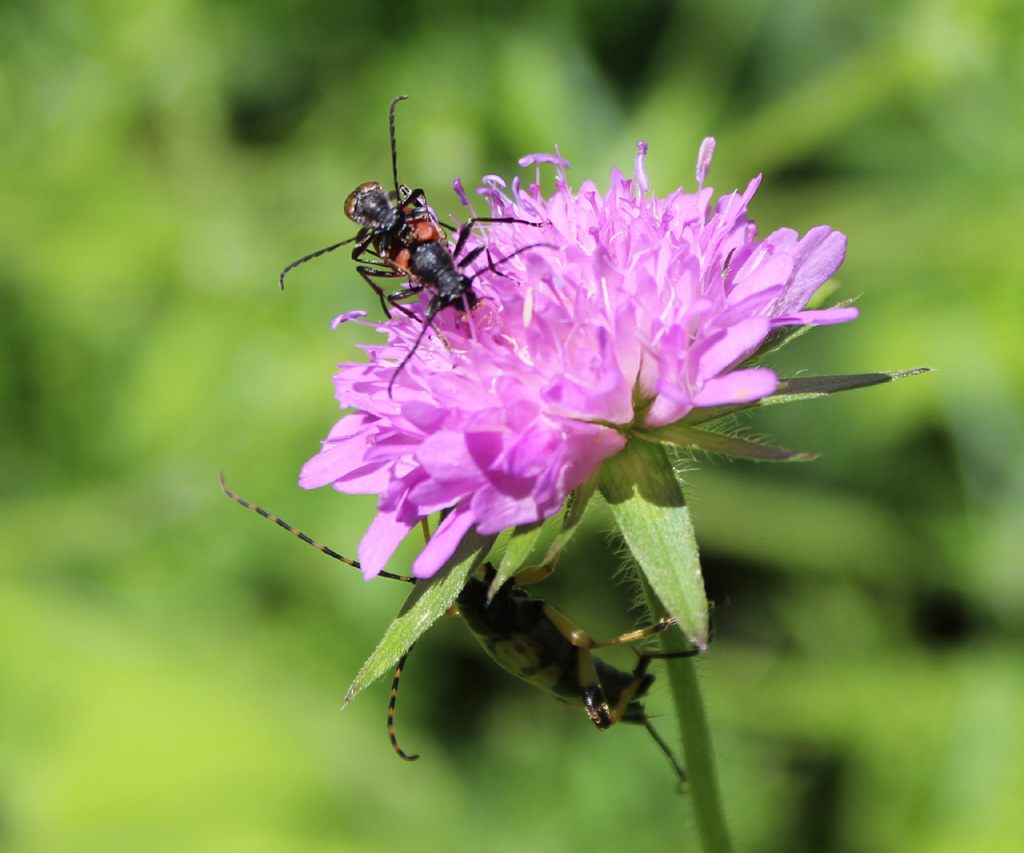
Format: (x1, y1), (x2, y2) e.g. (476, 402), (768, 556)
(692, 368), (778, 406)
(773, 227), (847, 315)
(358, 511), (418, 580)
(411, 504), (476, 578)
(771, 306), (859, 327)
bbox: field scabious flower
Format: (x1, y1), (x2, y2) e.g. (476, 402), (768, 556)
(299, 139), (856, 581)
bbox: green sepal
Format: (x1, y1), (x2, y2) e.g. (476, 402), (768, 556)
(634, 423), (815, 462)
(598, 440), (709, 651)
(739, 291), (856, 364)
(740, 323), (813, 364)
(344, 528), (495, 704)
(490, 520), (546, 597)
(682, 368), (931, 426)
(488, 473), (599, 599)
(538, 470), (598, 567)
(767, 368), (932, 402)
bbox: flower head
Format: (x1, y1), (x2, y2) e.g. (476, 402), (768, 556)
(300, 140), (856, 579)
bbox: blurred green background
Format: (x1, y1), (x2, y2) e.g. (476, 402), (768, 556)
(2, 1), (1022, 851)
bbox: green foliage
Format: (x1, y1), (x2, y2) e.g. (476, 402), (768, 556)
(346, 529), (492, 703)
(2, 1), (1023, 850)
(600, 440), (709, 649)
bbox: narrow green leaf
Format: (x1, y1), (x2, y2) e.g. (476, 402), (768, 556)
(770, 368), (932, 400)
(740, 294), (857, 364)
(740, 323), (813, 363)
(539, 471), (599, 567)
(489, 474), (599, 597)
(635, 423), (815, 461)
(682, 367), (932, 425)
(345, 528), (495, 703)
(599, 440), (709, 650)
(490, 520), (546, 594)
(678, 401), (759, 425)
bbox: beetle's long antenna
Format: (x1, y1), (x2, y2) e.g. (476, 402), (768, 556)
(279, 236), (359, 289)
(387, 649), (420, 761)
(219, 473), (414, 583)
(389, 95), (408, 198)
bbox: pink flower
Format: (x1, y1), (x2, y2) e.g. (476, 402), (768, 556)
(300, 140), (856, 579)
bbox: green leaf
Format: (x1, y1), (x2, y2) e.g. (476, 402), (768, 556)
(345, 528), (495, 703)
(634, 423), (815, 462)
(598, 440), (710, 650)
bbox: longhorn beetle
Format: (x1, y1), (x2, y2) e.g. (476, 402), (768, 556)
(278, 95), (442, 309)
(279, 95), (543, 316)
(277, 96), (551, 393)
(378, 233), (554, 396)
(221, 475), (698, 782)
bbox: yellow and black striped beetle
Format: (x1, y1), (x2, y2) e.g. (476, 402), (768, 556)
(222, 476), (697, 782)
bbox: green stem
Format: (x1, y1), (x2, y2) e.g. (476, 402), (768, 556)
(640, 573), (733, 853)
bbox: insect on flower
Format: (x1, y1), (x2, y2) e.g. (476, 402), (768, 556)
(277, 98), (416, 287)
(300, 138), (859, 584)
(279, 97), (443, 309)
(278, 95), (550, 393)
(221, 475), (697, 782)
(375, 220), (554, 396)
